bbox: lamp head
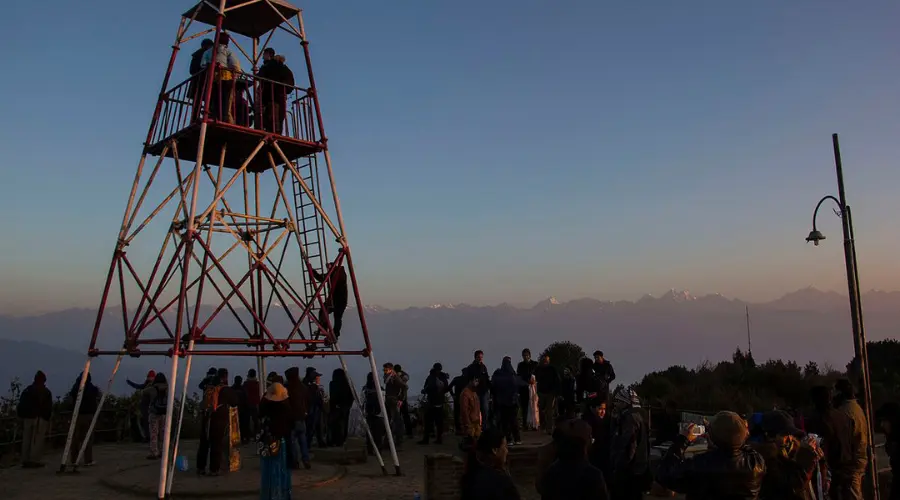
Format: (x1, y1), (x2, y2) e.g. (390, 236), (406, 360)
(805, 230), (826, 246)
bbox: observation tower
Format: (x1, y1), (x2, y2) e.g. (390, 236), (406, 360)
(58, 1), (401, 497)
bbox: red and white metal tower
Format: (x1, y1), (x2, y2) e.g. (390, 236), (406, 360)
(59, 1), (401, 496)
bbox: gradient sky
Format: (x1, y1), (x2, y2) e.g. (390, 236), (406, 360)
(1, 0), (899, 315)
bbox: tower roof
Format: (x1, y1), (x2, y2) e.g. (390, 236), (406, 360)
(183, 0), (301, 39)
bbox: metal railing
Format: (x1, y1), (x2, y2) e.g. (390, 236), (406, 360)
(148, 68), (319, 148)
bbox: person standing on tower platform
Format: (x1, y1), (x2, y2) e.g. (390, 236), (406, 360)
(201, 32), (241, 124)
(256, 48), (294, 135)
(312, 261), (348, 341)
(188, 38), (214, 111)
(516, 349), (538, 431)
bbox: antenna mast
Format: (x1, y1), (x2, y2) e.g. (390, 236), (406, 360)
(746, 305), (753, 357)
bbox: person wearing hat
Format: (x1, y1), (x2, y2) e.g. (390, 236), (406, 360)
(609, 386), (650, 499)
(127, 370), (157, 443)
(17, 370), (53, 468)
(656, 410), (766, 498)
(537, 418), (610, 499)
(751, 410), (819, 499)
(258, 382), (292, 500)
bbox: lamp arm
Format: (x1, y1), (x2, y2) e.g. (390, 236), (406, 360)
(811, 195), (842, 231)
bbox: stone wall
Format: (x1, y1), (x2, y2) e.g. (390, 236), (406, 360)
(423, 445), (542, 500)
(424, 453), (465, 500)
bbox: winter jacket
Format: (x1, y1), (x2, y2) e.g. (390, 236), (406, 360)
(384, 373), (407, 402)
(449, 374), (467, 399)
(806, 407), (854, 473)
(17, 383), (52, 420)
(397, 371), (410, 402)
(838, 399), (870, 471)
(516, 359), (538, 384)
(460, 387), (481, 429)
(243, 378), (261, 406)
(68, 380), (101, 415)
(329, 377), (354, 410)
(144, 381), (169, 416)
(284, 367), (309, 420)
(466, 361), (491, 395)
(593, 360), (616, 384)
(752, 438), (818, 500)
(534, 364), (560, 395)
(422, 370), (449, 405)
(656, 435), (766, 500)
(312, 266), (348, 310)
(610, 407), (650, 480)
(491, 360), (525, 407)
(256, 58), (295, 105)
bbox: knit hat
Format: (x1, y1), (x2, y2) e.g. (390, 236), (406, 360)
(614, 387), (641, 408)
(709, 411), (749, 448)
(265, 382), (289, 402)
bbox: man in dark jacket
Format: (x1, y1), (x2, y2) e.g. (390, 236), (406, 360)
(255, 47), (295, 134)
(807, 385), (854, 498)
(383, 363), (407, 446)
(418, 363), (450, 444)
(67, 373), (101, 466)
(188, 38), (214, 117)
(535, 355), (560, 435)
(18, 370), (53, 467)
(312, 261), (348, 341)
(448, 369), (468, 434)
(656, 410), (766, 499)
(242, 369), (261, 442)
(466, 350), (491, 430)
(284, 367), (311, 469)
(491, 357), (526, 446)
(592, 351), (616, 386)
(516, 348), (538, 429)
(393, 364), (414, 438)
(559, 368), (577, 419)
(609, 387), (650, 500)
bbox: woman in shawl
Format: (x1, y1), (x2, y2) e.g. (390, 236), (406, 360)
(527, 374), (540, 431)
(258, 382), (292, 500)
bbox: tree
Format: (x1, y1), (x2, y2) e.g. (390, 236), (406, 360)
(540, 341), (587, 375)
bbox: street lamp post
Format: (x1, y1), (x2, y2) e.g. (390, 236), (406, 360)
(805, 133), (879, 500)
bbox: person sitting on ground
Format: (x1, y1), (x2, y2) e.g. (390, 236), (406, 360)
(460, 427), (521, 500)
(537, 418), (609, 500)
(656, 410), (766, 499)
(752, 410), (819, 500)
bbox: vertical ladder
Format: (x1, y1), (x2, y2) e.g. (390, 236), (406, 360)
(291, 153), (329, 339)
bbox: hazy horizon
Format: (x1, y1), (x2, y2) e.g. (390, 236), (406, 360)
(2, 1), (899, 315)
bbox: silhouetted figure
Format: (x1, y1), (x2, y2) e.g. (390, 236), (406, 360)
(242, 369), (261, 443)
(17, 370), (52, 468)
(832, 379), (870, 500)
(419, 363), (450, 445)
(363, 373), (385, 454)
(449, 369), (468, 434)
(68, 373), (101, 465)
(538, 418), (609, 500)
(492, 356), (526, 446)
(807, 385), (854, 499)
(516, 349), (538, 429)
(144, 372), (169, 459)
(876, 402), (900, 500)
(197, 368), (237, 475)
(284, 366), (310, 469)
(394, 364), (414, 438)
(328, 369), (353, 447)
(653, 400), (682, 446)
(312, 261), (348, 340)
(535, 355), (560, 435)
(460, 427), (520, 500)
(609, 387), (650, 500)
(256, 47), (294, 134)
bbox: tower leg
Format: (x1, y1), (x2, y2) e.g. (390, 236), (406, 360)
(165, 341), (196, 495)
(59, 358), (92, 473)
(75, 354), (124, 467)
(157, 350), (181, 500)
(366, 351), (401, 476)
(334, 344), (386, 474)
(257, 357), (266, 398)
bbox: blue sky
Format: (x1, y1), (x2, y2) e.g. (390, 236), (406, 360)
(1, 0), (899, 314)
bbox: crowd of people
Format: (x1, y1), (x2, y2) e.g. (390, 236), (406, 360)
(10, 349), (900, 500)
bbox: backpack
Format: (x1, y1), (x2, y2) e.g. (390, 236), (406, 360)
(202, 384), (223, 413)
(151, 386), (168, 415)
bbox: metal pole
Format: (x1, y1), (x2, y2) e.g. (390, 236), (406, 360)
(845, 204), (880, 500)
(75, 354), (124, 467)
(157, 346), (181, 500)
(165, 340), (196, 495)
(831, 134), (879, 500)
(59, 358), (93, 472)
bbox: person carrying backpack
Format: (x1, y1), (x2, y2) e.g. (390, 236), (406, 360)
(144, 372), (169, 459)
(418, 363), (450, 445)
